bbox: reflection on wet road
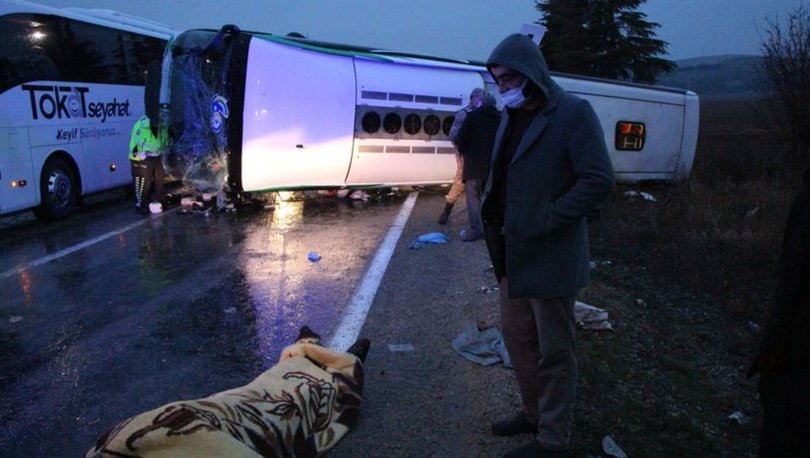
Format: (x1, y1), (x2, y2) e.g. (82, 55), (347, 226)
(0, 191), (407, 457)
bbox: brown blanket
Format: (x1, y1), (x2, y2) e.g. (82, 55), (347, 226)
(87, 330), (367, 457)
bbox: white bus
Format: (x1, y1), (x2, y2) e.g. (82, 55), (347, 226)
(161, 26), (699, 195)
(0, 0), (172, 219)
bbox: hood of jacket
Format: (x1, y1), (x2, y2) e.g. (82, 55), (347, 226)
(486, 33), (563, 105)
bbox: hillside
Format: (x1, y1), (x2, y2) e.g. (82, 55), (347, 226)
(657, 54), (765, 99)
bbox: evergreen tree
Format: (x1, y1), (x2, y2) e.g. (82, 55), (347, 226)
(536, 0), (675, 83)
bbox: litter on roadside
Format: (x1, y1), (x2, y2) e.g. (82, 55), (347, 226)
(408, 232), (450, 249)
(624, 190), (658, 202)
(308, 252), (322, 262)
(575, 301), (615, 331)
(728, 411), (746, 425)
(479, 285), (500, 294)
(9, 315), (23, 324)
(602, 435), (627, 458)
(451, 324), (512, 368)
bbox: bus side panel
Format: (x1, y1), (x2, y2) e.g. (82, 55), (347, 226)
(70, 84), (145, 193)
(0, 127), (36, 213)
(240, 40), (356, 191)
(347, 60), (483, 186)
(557, 77), (691, 182)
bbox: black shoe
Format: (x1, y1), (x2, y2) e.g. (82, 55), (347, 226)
(346, 338), (371, 363)
(492, 412), (537, 436)
(438, 203), (453, 225)
(503, 440), (571, 458)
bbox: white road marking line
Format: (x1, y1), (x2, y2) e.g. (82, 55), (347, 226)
(327, 191), (418, 351)
(0, 213), (166, 280)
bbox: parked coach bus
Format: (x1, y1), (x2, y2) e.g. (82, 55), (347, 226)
(160, 25), (699, 196)
(0, 0), (172, 219)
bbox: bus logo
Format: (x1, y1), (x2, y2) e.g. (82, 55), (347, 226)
(210, 94), (229, 133)
(22, 84), (131, 123)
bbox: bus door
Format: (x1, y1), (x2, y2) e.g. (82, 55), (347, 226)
(240, 38), (356, 191)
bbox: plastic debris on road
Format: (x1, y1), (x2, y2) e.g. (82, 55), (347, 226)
(408, 231), (450, 249)
(308, 251), (322, 262)
(387, 343), (415, 352)
(479, 285), (500, 294)
(451, 324), (512, 368)
(575, 301), (614, 331)
(602, 435), (627, 458)
(148, 202), (163, 214)
(9, 315), (23, 324)
(728, 411), (746, 424)
(624, 190), (657, 202)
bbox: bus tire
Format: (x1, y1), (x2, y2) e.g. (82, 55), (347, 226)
(33, 157), (78, 220)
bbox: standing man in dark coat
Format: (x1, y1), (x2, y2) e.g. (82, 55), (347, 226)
(749, 167), (810, 458)
(456, 93), (500, 242)
(481, 34), (614, 457)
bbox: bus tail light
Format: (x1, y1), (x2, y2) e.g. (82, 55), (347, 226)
(615, 121), (645, 151)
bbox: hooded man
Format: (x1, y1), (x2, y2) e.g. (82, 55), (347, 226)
(480, 34), (614, 457)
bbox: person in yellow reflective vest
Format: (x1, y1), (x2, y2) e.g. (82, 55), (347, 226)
(129, 114), (168, 213)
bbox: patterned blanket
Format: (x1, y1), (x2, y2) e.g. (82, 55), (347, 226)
(87, 329), (367, 457)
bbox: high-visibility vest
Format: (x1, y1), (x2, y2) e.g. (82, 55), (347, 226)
(129, 115), (169, 161)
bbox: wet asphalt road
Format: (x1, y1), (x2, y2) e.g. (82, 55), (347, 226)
(0, 189), (411, 457)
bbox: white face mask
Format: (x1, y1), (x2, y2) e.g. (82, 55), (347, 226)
(500, 80), (527, 109)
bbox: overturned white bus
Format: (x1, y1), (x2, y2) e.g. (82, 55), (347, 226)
(159, 25), (699, 194)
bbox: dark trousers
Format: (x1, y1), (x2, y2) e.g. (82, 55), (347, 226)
(498, 278), (577, 451)
(758, 374), (810, 457)
(464, 178), (484, 236)
(131, 156), (165, 207)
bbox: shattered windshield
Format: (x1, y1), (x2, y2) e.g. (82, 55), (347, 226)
(163, 29), (238, 193)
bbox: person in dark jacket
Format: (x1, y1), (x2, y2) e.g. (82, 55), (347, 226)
(480, 34), (614, 457)
(456, 93), (500, 241)
(439, 87), (485, 225)
(749, 167), (810, 458)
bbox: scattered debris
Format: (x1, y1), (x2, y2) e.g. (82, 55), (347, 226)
(589, 259), (613, 269)
(602, 435), (627, 458)
(224, 307), (237, 314)
(746, 320), (760, 333)
(349, 190), (371, 201)
(479, 285), (500, 294)
(636, 298), (647, 307)
(387, 343), (415, 352)
(408, 232), (450, 249)
(148, 202), (163, 214)
(451, 324), (512, 367)
(728, 411), (746, 425)
(745, 205), (760, 218)
(575, 301), (614, 331)
(9, 315), (23, 324)
(308, 252), (321, 262)
(624, 190), (658, 202)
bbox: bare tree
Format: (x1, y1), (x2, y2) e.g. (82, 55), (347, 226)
(760, 5), (810, 164)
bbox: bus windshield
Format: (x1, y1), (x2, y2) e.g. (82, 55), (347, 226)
(164, 27), (245, 193)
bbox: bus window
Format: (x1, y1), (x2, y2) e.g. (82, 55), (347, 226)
(62, 18), (128, 84)
(0, 13), (61, 93)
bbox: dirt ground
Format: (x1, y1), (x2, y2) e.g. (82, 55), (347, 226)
(329, 96), (790, 457)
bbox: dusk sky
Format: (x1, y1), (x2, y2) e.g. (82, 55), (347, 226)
(33, 0), (806, 62)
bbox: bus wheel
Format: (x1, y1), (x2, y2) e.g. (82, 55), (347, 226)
(33, 157), (78, 220)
